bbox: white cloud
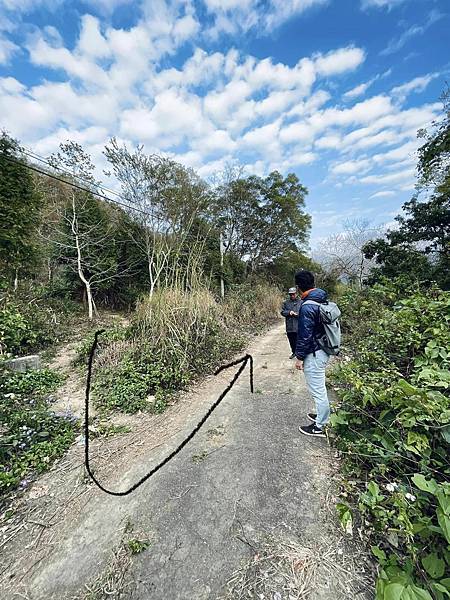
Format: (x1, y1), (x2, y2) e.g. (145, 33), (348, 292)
(314, 46), (366, 77)
(265, 0), (329, 29)
(81, 0), (134, 15)
(1, 0), (63, 12)
(28, 35), (110, 86)
(360, 167), (415, 185)
(361, 0), (407, 9)
(77, 15), (111, 59)
(391, 73), (439, 100)
(315, 133), (341, 149)
(204, 0), (328, 37)
(330, 158), (372, 175)
(381, 9), (443, 55)
(372, 140), (419, 164)
(343, 82), (372, 100)
(0, 35), (18, 64)
(240, 121), (282, 157)
(370, 190), (396, 198)
(0, 76), (25, 94)
(121, 88), (211, 148)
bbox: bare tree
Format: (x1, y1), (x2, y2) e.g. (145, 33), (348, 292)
(318, 219), (382, 287)
(104, 138), (208, 295)
(42, 142), (134, 320)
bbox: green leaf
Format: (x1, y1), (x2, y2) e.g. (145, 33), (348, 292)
(329, 412), (349, 426)
(336, 502), (353, 534)
(422, 553), (445, 579)
(441, 425), (450, 444)
(384, 582), (405, 600)
(407, 584), (433, 600)
(397, 379), (419, 396)
(432, 583), (450, 600)
(412, 474), (437, 494)
(437, 508), (450, 544)
(372, 545), (387, 564)
(368, 480), (382, 498)
(405, 432), (430, 455)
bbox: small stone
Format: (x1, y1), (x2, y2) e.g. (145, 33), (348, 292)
(5, 355), (41, 373)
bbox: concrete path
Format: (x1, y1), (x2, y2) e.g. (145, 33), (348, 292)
(3, 323), (372, 600)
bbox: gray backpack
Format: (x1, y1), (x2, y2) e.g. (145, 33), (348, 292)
(302, 300), (341, 355)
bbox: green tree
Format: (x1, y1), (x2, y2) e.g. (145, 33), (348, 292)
(417, 86), (450, 194)
(213, 170), (310, 276)
(364, 91), (450, 289)
(0, 133), (41, 289)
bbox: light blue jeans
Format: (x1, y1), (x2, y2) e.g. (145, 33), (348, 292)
(303, 349), (330, 429)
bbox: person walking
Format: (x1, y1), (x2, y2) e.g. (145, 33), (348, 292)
(281, 287), (302, 359)
(294, 270), (333, 438)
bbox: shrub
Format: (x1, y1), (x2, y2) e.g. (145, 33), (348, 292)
(0, 366), (76, 496)
(330, 281), (450, 599)
(0, 286), (83, 356)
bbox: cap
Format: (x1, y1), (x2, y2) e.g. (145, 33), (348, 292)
(288, 287), (297, 294)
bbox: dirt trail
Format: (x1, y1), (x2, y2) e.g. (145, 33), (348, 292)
(48, 312), (129, 419)
(1, 322), (373, 600)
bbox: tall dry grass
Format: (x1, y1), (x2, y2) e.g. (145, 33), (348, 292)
(90, 282), (282, 413)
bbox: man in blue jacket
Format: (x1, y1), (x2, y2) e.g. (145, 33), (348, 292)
(294, 270), (330, 438)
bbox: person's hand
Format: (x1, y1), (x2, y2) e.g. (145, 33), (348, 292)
(292, 312), (298, 317)
(295, 359), (303, 371)
(289, 310), (295, 316)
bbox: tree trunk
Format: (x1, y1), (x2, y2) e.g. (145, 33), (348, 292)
(13, 268), (18, 291)
(71, 193), (94, 320)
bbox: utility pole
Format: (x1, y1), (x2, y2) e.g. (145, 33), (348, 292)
(219, 231), (225, 299)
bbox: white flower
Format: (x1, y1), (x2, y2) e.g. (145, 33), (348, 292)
(405, 493), (416, 502)
(386, 483), (398, 492)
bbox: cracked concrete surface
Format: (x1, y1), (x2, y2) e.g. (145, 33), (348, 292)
(4, 323), (373, 599)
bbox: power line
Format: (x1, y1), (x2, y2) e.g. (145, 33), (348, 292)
(2, 151), (221, 244)
(21, 146), (124, 201)
(3, 152), (141, 214)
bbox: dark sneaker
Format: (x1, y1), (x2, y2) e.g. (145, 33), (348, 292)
(307, 412), (317, 423)
(290, 353), (296, 359)
(299, 423), (326, 438)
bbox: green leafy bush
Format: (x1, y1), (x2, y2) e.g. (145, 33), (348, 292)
(0, 366), (76, 496)
(0, 287), (83, 356)
(330, 281), (450, 599)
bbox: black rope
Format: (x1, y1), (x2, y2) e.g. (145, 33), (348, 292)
(84, 330), (254, 496)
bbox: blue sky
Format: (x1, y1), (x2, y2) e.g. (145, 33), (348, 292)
(0, 0), (448, 246)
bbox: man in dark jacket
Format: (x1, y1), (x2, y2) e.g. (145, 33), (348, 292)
(281, 287), (302, 358)
(294, 270), (330, 438)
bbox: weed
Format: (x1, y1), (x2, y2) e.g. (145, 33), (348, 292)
(126, 538), (151, 555)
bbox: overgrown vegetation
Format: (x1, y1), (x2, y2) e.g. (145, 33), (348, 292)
(328, 91), (450, 599)
(0, 285), (83, 356)
(330, 281), (450, 599)
(84, 284), (280, 414)
(0, 365), (76, 497)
